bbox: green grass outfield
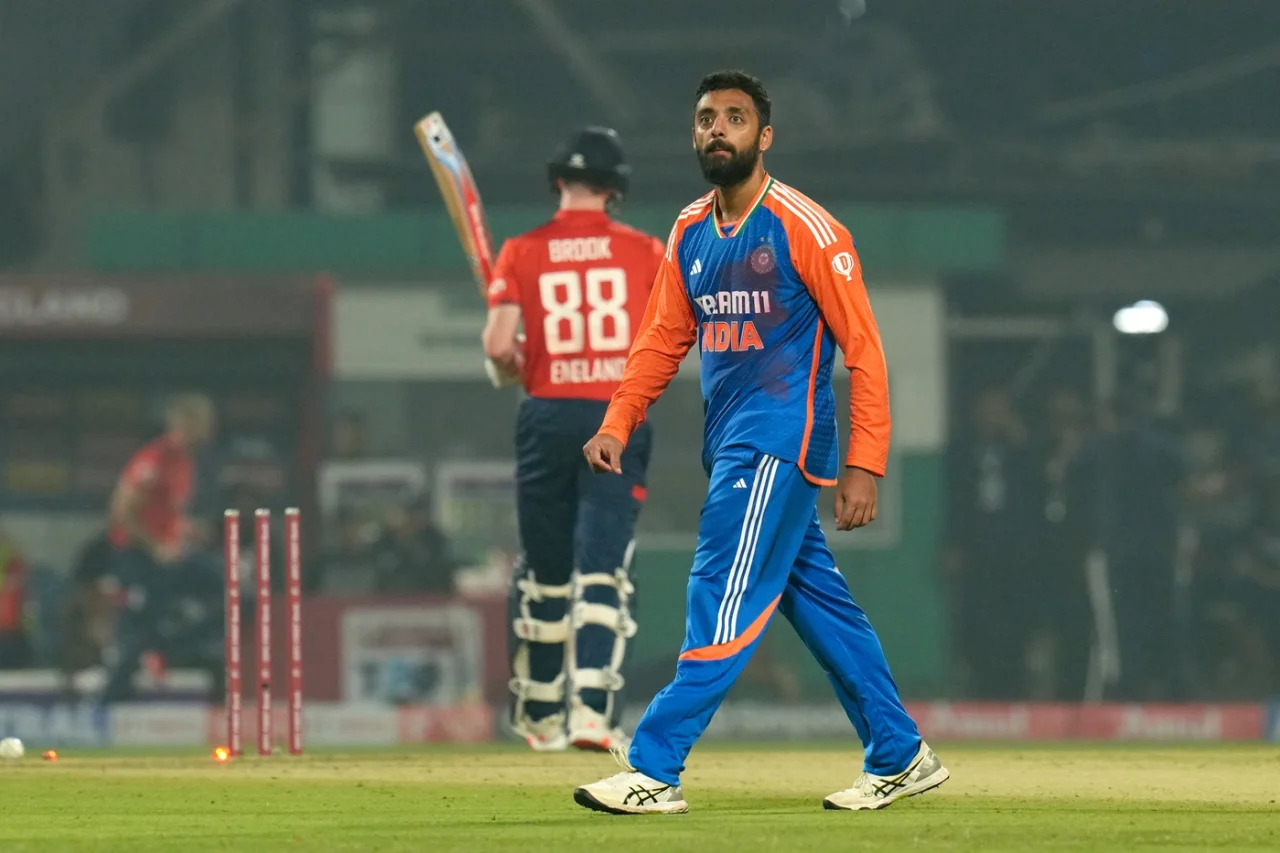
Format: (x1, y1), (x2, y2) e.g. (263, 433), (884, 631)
(1, 742), (1277, 852)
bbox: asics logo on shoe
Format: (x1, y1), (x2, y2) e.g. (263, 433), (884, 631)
(624, 785), (671, 806)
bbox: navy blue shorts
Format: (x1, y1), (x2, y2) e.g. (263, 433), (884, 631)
(514, 397), (651, 584)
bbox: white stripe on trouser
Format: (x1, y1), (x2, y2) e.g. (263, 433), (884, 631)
(711, 455), (768, 640)
(713, 455), (778, 645)
(723, 458), (778, 641)
(713, 456), (770, 644)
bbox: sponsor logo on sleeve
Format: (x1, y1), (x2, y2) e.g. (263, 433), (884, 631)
(831, 251), (856, 281)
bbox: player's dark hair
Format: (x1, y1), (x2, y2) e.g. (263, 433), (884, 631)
(695, 70), (771, 127)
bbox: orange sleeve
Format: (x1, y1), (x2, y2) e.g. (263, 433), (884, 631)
(598, 254), (697, 445)
(791, 223), (891, 477)
(486, 239), (521, 307)
(644, 237), (665, 297)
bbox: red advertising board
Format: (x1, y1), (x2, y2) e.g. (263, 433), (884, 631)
(203, 702), (495, 747)
(906, 702), (1266, 741)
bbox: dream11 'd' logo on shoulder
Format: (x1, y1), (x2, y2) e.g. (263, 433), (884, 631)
(831, 251), (856, 282)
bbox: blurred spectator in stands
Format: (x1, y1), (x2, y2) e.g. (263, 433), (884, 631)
(1184, 423), (1254, 549)
(0, 528), (32, 669)
(331, 409), (371, 459)
(1237, 388), (1280, 472)
(1026, 389), (1093, 700)
(945, 387), (1039, 699)
(372, 496), (457, 593)
(102, 393), (216, 702)
(1206, 473), (1280, 698)
(1180, 418), (1250, 697)
(1078, 397), (1184, 700)
(314, 508), (382, 594)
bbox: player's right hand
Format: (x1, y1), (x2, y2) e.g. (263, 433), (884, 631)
(483, 357), (521, 389)
(583, 433), (625, 475)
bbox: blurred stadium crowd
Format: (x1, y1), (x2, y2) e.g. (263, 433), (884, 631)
(948, 365), (1280, 703)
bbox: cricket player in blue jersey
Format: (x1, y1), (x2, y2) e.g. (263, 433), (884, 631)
(573, 70), (948, 814)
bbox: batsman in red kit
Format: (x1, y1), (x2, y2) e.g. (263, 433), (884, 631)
(103, 394), (216, 703)
(482, 126), (665, 751)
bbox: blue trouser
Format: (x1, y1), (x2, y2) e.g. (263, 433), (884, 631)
(511, 397), (651, 724)
(629, 449), (921, 785)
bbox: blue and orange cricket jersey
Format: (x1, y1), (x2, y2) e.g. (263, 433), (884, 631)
(599, 174), (891, 483)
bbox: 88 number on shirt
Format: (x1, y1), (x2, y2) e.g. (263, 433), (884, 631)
(538, 268), (629, 355)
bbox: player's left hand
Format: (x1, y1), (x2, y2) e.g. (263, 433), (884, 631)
(835, 467), (878, 530)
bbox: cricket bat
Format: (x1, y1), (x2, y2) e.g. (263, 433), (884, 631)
(414, 112), (496, 297)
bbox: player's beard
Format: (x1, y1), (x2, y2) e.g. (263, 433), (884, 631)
(697, 135), (760, 187)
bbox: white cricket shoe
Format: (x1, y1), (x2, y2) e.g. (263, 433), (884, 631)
(512, 712), (568, 752)
(823, 741), (949, 811)
(573, 769), (689, 815)
(568, 703), (629, 752)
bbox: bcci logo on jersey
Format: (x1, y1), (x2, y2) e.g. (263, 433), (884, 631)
(694, 289), (773, 353)
(749, 245), (775, 274)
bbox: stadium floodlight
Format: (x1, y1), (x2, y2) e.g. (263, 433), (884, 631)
(1112, 300), (1168, 335)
